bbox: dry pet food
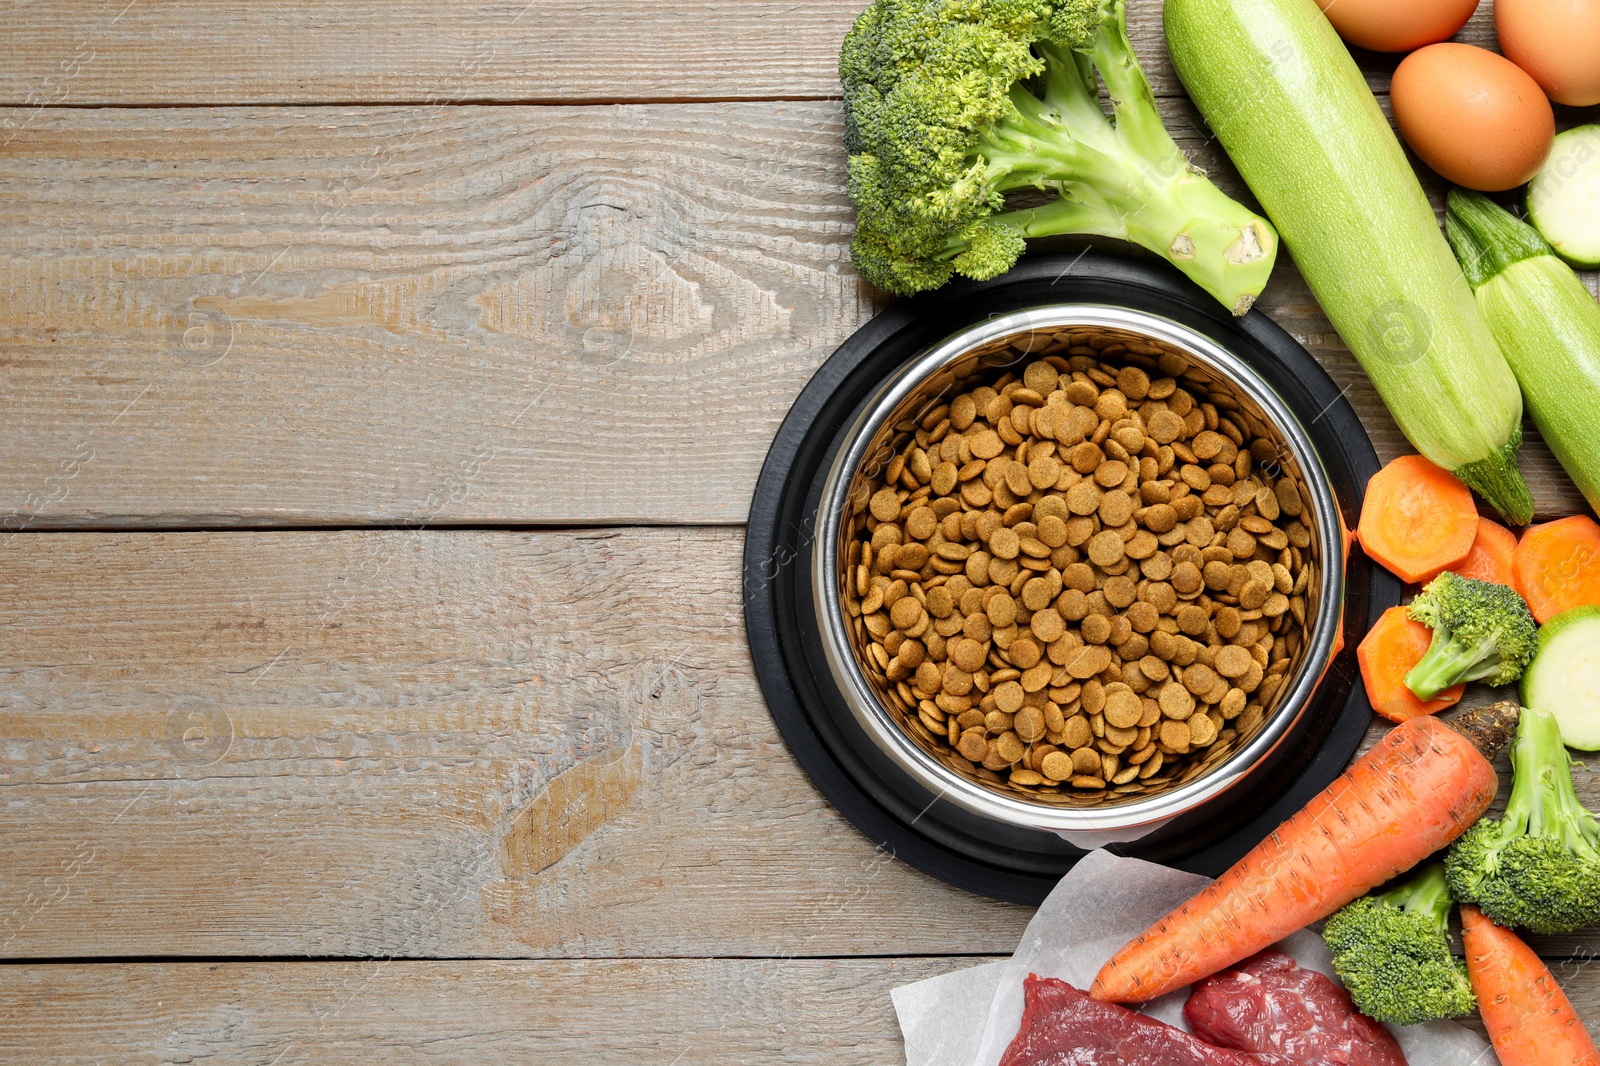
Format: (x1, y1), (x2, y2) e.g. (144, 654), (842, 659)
(841, 330), (1317, 803)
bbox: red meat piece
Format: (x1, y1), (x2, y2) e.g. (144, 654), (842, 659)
(1184, 951), (1407, 1066)
(999, 974), (1299, 1066)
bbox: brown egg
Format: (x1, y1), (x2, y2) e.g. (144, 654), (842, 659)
(1498, 0), (1600, 106)
(1392, 44), (1556, 192)
(1314, 0), (1480, 52)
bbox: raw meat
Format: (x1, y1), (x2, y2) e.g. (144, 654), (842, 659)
(1184, 951), (1408, 1066)
(999, 974), (1300, 1066)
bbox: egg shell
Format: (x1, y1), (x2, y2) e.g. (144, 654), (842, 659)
(1391, 43), (1556, 192)
(1497, 0), (1600, 107)
(1313, 0), (1481, 52)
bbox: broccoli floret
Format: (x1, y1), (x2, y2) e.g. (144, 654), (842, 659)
(1322, 863), (1475, 1026)
(838, 0), (1277, 313)
(1446, 705), (1600, 934)
(1404, 572), (1539, 700)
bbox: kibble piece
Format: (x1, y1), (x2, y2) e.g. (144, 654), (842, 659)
(1159, 718), (1192, 750)
(957, 730), (989, 762)
(995, 731), (1025, 764)
(890, 597), (926, 632)
(1041, 750), (1074, 782)
(1067, 644), (1113, 678)
(1239, 579), (1271, 610)
(1171, 561), (1203, 596)
(1088, 530), (1126, 568)
(949, 637), (986, 673)
(1148, 408), (1185, 444)
(1158, 681), (1195, 720)
(1009, 637), (1043, 669)
(1099, 490), (1135, 528)
(1104, 689), (1143, 729)
(870, 488), (901, 522)
(1188, 711), (1219, 747)
(1183, 663), (1220, 697)
(986, 594), (1018, 628)
(1031, 608), (1066, 643)
(970, 428), (1005, 460)
(1176, 604), (1209, 636)
(1081, 613), (1112, 645)
(1214, 644), (1253, 679)
(1015, 707), (1047, 743)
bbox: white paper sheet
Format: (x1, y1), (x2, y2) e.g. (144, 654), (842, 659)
(893, 850), (1491, 1066)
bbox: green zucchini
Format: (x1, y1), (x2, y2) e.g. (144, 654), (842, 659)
(1163, 0), (1533, 524)
(1527, 126), (1600, 270)
(1521, 606), (1600, 750)
(1445, 190), (1600, 515)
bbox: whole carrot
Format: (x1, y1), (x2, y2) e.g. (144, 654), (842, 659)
(1462, 905), (1600, 1065)
(1090, 703), (1517, 1004)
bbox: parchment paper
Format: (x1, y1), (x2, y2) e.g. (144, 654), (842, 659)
(891, 850), (1492, 1066)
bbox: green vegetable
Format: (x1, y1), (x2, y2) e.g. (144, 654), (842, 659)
(1445, 189), (1600, 516)
(1523, 606), (1600, 751)
(1162, 0), (1534, 524)
(1404, 572), (1539, 701)
(838, 0), (1278, 313)
(1527, 125), (1600, 270)
(1322, 863), (1475, 1027)
(1446, 705), (1600, 934)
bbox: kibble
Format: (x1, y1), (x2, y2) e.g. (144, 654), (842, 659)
(844, 335), (1314, 800)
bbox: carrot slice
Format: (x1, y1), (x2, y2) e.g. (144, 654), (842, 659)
(1514, 515), (1600, 624)
(1419, 516), (1518, 587)
(1462, 905), (1600, 1066)
(1357, 455), (1477, 584)
(1357, 605), (1465, 722)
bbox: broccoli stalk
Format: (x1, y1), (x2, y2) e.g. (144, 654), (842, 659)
(1446, 705), (1600, 934)
(840, 0), (1277, 312)
(1404, 572), (1540, 700)
(1321, 863), (1476, 1026)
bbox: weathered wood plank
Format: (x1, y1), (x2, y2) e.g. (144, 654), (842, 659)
(3, 529), (1599, 960)
(0, 528), (1032, 958)
(0, 957), (984, 1064)
(0, 0), (1498, 106)
(1, 103), (1589, 528)
(6, 953), (1600, 1062)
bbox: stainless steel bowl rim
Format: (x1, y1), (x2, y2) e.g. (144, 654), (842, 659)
(813, 305), (1346, 833)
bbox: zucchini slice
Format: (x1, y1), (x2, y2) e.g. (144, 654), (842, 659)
(1522, 605), (1600, 749)
(1528, 126), (1600, 270)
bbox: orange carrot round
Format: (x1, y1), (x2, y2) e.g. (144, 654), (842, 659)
(1514, 515), (1600, 624)
(1090, 713), (1498, 1004)
(1419, 516), (1518, 587)
(1357, 455), (1478, 584)
(1357, 605), (1466, 722)
(1462, 905), (1600, 1066)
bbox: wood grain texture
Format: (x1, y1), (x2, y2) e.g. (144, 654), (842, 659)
(0, 957), (984, 1064)
(0, 528), (1032, 958)
(7, 954), (1600, 1062)
(3, 527), (1599, 960)
(0, 0), (1501, 107)
(1, 101), (1590, 529)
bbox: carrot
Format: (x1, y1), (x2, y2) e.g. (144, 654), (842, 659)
(1357, 455), (1478, 584)
(1514, 515), (1600, 624)
(1461, 904), (1600, 1066)
(1089, 703), (1515, 1004)
(1419, 516), (1519, 587)
(1357, 605), (1466, 722)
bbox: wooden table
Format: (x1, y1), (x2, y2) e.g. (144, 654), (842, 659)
(1, 2), (1596, 1061)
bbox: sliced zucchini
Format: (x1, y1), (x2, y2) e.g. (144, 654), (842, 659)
(1528, 125), (1600, 270)
(1522, 605), (1600, 749)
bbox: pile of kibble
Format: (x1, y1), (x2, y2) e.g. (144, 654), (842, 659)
(842, 334), (1316, 799)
